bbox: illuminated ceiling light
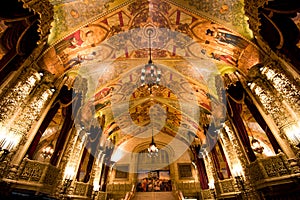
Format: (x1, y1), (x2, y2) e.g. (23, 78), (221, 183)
(251, 138), (264, 154)
(41, 142), (54, 160)
(140, 28), (161, 90)
(148, 125), (158, 157)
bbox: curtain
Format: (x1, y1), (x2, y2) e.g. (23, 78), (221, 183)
(244, 94), (281, 153)
(227, 82), (257, 162)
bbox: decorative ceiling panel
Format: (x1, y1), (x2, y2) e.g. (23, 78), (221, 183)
(38, 0), (259, 149)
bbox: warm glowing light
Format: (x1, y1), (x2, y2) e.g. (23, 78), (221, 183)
(148, 140), (158, 157)
(41, 144), (54, 159)
(0, 125), (22, 151)
(283, 124), (300, 145)
(208, 180), (215, 190)
(64, 166), (75, 180)
(231, 163), (243, 177)
(93, 182), (100, 191)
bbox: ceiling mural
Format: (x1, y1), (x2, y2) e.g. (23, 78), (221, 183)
(47, 0), (253, 45)
(172, 0), (253, 38)
(38, 0), (260, 148)
(40, 0), (259, 78)
(48, 0), (117, 44)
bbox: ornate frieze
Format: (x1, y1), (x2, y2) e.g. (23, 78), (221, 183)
(244, 0), (267, 35)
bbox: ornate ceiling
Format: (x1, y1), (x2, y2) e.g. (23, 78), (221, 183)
(37, 0), (262, 152)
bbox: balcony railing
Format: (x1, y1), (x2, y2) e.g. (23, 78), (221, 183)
(4, 158), (60, 194)
(106, 183), (134, 200)
(215, 178), (238, 199)
(248, 153), (293, 188)
(73, 181), (93, 198)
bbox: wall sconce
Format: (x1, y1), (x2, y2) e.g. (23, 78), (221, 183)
(62, 166), (75, 194)
(0, 126), (21, 162)
(62, 178), (73, 195)
(208, 180), (216, 199)
(232, 163), (246, 196)
(92, 183), (100, 200)
(0, 147), (10, 162)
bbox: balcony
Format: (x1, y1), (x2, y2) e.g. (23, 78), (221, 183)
(248, 152), (300, 198)
(3, 158), (60, 195)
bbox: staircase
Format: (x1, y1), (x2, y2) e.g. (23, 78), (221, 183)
(132, 192), (178, 200)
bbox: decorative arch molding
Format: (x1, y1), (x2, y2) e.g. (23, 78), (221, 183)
(19, 0), (54, 45)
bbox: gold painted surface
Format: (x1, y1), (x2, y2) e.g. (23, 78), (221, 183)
(168, 0), (253, 39)
(39, 0), (260, 148)
(48, 0), (253, 45)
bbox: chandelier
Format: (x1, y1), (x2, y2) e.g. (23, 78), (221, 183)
(148, 125), (158, 157)
(41, 142), (54, 160)
(142, 28), (159, 157)
(140, 28), (161, 89)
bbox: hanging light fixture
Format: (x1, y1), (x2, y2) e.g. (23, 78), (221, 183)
(148, 125), (158, 157)
(140, 28), (161, 90)
(41, 142), (54, 160)
(141, 28), (160, 157)
(251, 138), (264, 154)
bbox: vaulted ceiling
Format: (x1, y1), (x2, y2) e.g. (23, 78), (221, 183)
(36, 0), (262, 155)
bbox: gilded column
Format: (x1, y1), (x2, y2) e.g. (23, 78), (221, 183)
(203, 153), (216, 189)
(9, 83), (55, 164)
(89, 150), (105, 192)
(60, 129), (88, 196)
(260, 62), (300, 120)
(249, 78), (300, 148)
(0, 68), (42, 125)
(222, 121), (260, 199)
(219, 129), (240, 177)
(223, 121), (248, 171)
(53, 126), (80, 198)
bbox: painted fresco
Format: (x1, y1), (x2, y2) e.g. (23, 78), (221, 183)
(41, 0), (255, 78)
(38, 0), (259, 146)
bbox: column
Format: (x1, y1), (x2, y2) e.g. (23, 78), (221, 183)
(9, 83), (55, 166)
(89, 150), (105, 196)
(249, 78), (299, 152)
(204, 153), (216, 190)
(219, 130), (240, 177)
(52, 126), (79, 198)
(222, 121), (247, 175)
(0, 67), (42, 125)
(222, 121), (259, 199)
(260, 62), (300, 117)
(60, 129), (88, 196)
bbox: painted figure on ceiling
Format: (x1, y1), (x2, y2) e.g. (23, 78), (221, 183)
(54, 30), (84, 54)
(64, 51), (97, 69)
(206, 28), (249, 49)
